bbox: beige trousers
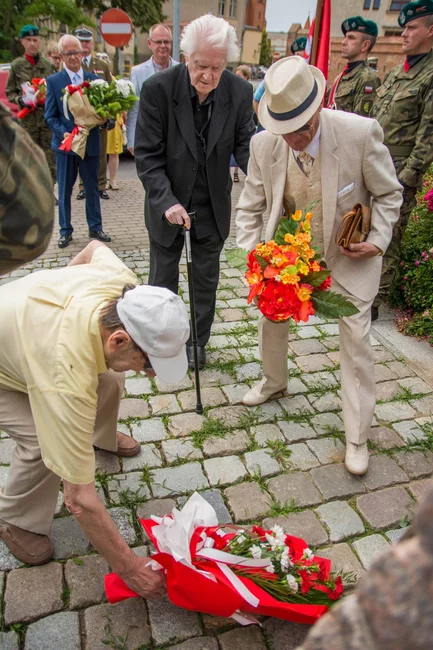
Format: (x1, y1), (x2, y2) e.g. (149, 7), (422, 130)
(258, 278), (375, 445)
(0, 371), (124, 535)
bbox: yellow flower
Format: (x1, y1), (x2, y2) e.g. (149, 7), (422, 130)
(297, 232), (312, 244)
(284, 233), (296, 245)
(310, 261), (321, 272)
(292, 210), (302, 221)
(281, 274), (300, 285)
(305, 212), (313, 221)
(297, 262), (310, 276)
(297, 285), (313, 302)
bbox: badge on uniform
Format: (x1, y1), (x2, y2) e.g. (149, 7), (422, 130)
(364, 86), (373, 93)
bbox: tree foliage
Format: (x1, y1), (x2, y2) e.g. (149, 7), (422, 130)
(259, 28), (272, 67)
(76, 0), (165, 33)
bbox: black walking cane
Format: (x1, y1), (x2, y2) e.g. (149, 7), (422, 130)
(183, 213), (203, 414)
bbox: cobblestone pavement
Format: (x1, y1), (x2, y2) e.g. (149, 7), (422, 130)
(1, 175), (433, 649)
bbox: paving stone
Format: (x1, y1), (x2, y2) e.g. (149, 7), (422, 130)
(310, 412), (344, 435)
(108, 472), (151, 502)
(148, 596), (202, 645)
(244, 448), (281, 476)
(236, 362), (263, 382)
(352, 534), (390, 570)
(376, 380), (401, 402)
(263, 510), (328, 547)
(178, 489), (232, 524)
(385, 528), (406, 544)
(307, 437), (346, 464)
(168, 413), (205, 438)
(162, 438), (203, 462)
(94, 449), (120, 474)
(283, 378), (309, 395)
(311, 463), (366, 499)
(386, 360), (415, 378)
(108, 507), (137, 545)
(251, 423), (285, 447)
(168, 638), (220, 650)
(178, 387), (227, 411)
(289, 339), (327, 355)
(0, 632), (19, 650)
(374, 365), (398, 382)
(4, 563), (63, 625)
(0, 439), (15, 464)
(202, 430), (250, 457)
(252, 401), (284, 423)
(202, 615), (238, 634)
(326, 351), (340, 367)
(315, 501), (364, 542)
(130, 418), (168, 442)
(268, 472), (322, 507)
(118, 398), (149, 419)
(392, 419), (425, 442)
(51, 516), (91, 559)
(263, 618), (310, 650)
(222, 383), (250, 404)
(356, 487), (414, 530)
(198, 369), (235, 387)
(84, 599), (150, 650)
(219, 626), (267, 650)
(373, 347), (396, 363)
(204, 455), (247, 485)
(307, 391), (342, 413)
(0, 465), (9, 489)
(224, 482), (270, 521)
(321, 336), (340, 351)
(206, 405), (248, 427)
(286, 443), (321, 470)
(319, 543), (364, 580)
(24, 611), (80, 650)
(407, 478), (433, 502)
(296, 326), (321, 339)
(152, 462), (209, 497)
(65, 555), (108, 609)
(278, 395), (314, 417)
(393, 449), (433, 479)
(122, 443), (163, 471)
(0, 541), (21, 570)
(410, 394), (433, 416)
(155, 375), (194, 393)
(277, 420), (317, 443)
(369, 426), (406, 450)
(302, 371), (339, 389)
(149, 393), (181, 415)
(296, 354), (332, 373)
(361, 455), (409, 490)
(125, 376), (153, 396)
(375, 401), (417, 422)
(397, 377), (432, 395)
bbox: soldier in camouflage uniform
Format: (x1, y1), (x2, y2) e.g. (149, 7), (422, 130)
(371, 0), (433, 318)
(6, 25), (57, 182)
(0, 103), (54, 275)
(327, 16), (380, 117)
(290, 37), (307, 56)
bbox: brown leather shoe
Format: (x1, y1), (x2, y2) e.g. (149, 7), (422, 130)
(114, 431), (141, 457)
(0, 521), (53, 565)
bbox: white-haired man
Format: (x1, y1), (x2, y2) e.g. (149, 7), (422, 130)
(127, 24), (178, 155)
(135, 14), (255, 370)
(236, 57), (402, 475)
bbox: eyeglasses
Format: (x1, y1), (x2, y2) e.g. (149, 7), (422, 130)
(63, 51), (82, 58)
(149, 39), (172, 46)
(292, 121), (315, 135)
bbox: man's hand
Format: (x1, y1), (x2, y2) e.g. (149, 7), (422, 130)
(128, 147), (134, 156)
(339, 242), (382, 260)
(118, 555), (166, 600)
(63, 132), (70, 139)
(165, 204), (191, 229)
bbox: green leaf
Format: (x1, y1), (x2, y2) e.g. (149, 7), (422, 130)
(303, 270), (331, 287)
(274, 218), (298, 245)
(311, 290), (359, 319)
(226, 248), (248, 272)
(255, 254), (268, 271)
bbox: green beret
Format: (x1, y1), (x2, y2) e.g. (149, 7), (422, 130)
(398, 0), (433, 26)
(290, 37), (307, 54)
(19, 24), (39, 38)
(341, 16), (378, 37)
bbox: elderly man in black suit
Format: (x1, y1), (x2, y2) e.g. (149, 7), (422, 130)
(135, 14), (255, 369)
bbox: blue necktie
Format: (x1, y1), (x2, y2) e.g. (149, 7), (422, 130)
(72, 73), (81, 85)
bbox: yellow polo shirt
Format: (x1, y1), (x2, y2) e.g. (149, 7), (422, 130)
(0, 247), (137, 484)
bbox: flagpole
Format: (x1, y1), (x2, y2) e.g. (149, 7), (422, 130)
(310, 0), (324, 67)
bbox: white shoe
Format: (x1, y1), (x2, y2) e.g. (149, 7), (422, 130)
(345, 442), (369, 475)
(242, 380), (286, 407)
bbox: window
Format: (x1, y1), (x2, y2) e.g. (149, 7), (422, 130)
(373, 0), (380, 8)
(389, 0), (406, 10)
(229, 0), (236, 17)
(218, 0), (225, 15)
(363, 0), (371, 9)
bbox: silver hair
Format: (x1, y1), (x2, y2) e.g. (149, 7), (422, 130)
(180, 14), (239, 61)
(58, 34), (82, 54)
(149, 23), (173, 39)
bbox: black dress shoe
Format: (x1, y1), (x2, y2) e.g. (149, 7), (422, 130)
(89, 230), (112, 242)
(99, 190), (110, 200)
(187, 345), (206, 369)
(76, 190), (85, 200)
(58, 234), (73, 248)
(371, 305), (379, 322)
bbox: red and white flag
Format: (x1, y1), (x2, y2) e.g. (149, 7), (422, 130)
(305, 0), (331, 81)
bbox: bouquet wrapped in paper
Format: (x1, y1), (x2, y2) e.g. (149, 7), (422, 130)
(227, 205), (359, 323)
(18, 78), (47, 119)
(60, 78), (138, 159)
(104, 493), (352, 625)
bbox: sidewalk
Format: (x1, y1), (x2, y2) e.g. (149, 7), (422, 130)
(0, 176), (432, 649)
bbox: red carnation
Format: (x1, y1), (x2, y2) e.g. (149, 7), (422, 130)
(318, 275), (332, 291)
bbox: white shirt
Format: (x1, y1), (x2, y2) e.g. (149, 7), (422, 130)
(65, 66), (84, 84)
(292, 125), (321, 161)
(152, 56), (175, 74)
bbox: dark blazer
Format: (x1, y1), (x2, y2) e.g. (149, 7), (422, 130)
(134, 63), (255, 246)
(45, 69), (100, 157)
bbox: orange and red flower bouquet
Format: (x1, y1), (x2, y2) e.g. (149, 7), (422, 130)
(17, 78), (47, 120)
(104, 493), (353, 625)
(227, 206), (358, 322)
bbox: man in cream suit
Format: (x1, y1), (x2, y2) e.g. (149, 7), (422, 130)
(236, 57), (402, 475)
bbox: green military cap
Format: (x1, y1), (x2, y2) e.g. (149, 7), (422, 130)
(341, 16), (378, 37)
(73, 26), (93, 41)
(398, 0), (433, 26)
(19, 24), (39, 38)
(290, 37), (307, 54)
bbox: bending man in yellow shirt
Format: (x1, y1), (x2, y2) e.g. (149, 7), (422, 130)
(0, 241), (190, 600)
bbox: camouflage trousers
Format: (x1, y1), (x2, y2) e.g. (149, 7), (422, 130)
(373, 185), (417, 309)
(21, 118), (56, 184)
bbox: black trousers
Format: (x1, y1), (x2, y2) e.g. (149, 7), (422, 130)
(149, 228), (224, 346)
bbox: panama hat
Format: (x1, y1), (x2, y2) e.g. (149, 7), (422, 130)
(258, 56), (326, 135)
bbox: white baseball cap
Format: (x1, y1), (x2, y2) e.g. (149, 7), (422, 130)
(116, 285), (190, 383)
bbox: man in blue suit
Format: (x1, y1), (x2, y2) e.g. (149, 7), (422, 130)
(45, 34), (111, 248)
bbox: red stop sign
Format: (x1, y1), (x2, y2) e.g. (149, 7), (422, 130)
(273, 52), (280, 61)
(100, 8), (133, 48)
